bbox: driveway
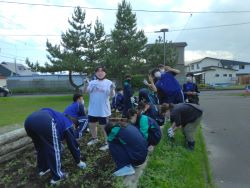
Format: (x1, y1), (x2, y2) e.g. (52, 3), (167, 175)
(201, 90), (250, 188)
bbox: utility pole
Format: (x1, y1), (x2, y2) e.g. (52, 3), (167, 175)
(155, 28), (169, 66)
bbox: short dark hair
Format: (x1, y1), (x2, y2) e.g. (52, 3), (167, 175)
(150, 68), (160, 77)
(158, 64), (164, 69)
(125, 74), (131, 79)
(73, 93), (83, 102)
(95, 66), (106, 73)
(186, 72), (194, 77)
(137, 101), (146, 111)
(116, 87), (123, 92)
(127, 109), (138, 118)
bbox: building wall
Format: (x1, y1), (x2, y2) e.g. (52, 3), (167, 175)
(0, 79), (6, 86)
(204, 68), (236, 85)
(234, 64), (250, 74)
(188, 58), (221, 72)
(7, 75), (86, 90)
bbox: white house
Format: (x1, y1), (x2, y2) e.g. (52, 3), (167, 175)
(186, 57), (250, 85)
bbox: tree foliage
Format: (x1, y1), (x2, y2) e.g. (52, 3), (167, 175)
(145, 36), (178, 69)
(26, 7), (106, 91)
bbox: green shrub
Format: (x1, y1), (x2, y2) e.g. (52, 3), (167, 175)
(131, 74), (146, 89)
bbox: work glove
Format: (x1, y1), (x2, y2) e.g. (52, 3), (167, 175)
(131, 97), (135, 103)
(168, 127), (175, 138)
(143, 79), (149, 85)
(77, 161), (87, 169)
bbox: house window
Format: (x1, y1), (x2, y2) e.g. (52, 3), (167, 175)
(215, 74), (220, 77)
(196, 64), (200, 69)
(239, 65), (245, 69)
(191, 65), (194, 70)
(223, 74), (227, 77)
(229, 74), (232, 77)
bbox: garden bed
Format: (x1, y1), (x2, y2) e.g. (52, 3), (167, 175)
(0, 132), (123, 188)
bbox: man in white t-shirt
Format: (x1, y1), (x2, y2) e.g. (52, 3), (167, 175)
(84, 66), (115, 151)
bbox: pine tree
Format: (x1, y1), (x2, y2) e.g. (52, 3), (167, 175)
(107, 0), (147, 79)
(26, 7), (106, 91)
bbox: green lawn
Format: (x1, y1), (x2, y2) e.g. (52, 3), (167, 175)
(0, 95), (88, 127)
(138, 125), (214, 188)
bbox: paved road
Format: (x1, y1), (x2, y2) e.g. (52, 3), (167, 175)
(201, 90), (250, 188)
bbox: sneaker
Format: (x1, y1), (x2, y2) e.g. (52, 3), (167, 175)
(99, 144), (109, 151)
(87, 138), (99, 146)
(113, 165), (135, 176)
(50, 173), (68, 185)
(39, 169), (50, 177)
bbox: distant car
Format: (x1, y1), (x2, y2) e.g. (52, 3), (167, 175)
(0, 86), (11, 97)
(245, 85), (250, 94)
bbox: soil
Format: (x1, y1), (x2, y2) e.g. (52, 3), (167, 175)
(0, 131), (121, 188)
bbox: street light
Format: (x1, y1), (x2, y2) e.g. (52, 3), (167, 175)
(155, 28), (169, 66)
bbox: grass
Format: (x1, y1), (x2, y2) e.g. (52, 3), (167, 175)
(138, 124), (214, 188)
(11, 87), (74, 94)
(0, 95), (89, 127)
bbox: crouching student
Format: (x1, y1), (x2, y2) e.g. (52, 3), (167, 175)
(24, 108), (86, 184)
(64, 93), (88, 139)
(105, 122), (148, 176)
(111, 88), (124, 112)
(128, 109), (162, 147)
(167, 103), (203, 150)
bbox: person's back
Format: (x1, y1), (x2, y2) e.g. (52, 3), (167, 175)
(64, 102), (85, 118)
(170, 103), (203, 127)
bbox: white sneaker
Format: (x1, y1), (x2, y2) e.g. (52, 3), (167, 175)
(99, 144), (109, 151)
(50, 173), (68, 185)
(113, 165), (135, 176)
(39, 169), (50, 177)
(87, 138), (99, 146)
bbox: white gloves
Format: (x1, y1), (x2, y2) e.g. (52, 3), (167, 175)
(131, 97), (135, 103)
(168, 127), (175, 138)
(77, 161), (87, 169)
(143, 79), (149, 85)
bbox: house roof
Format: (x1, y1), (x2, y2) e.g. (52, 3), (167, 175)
(0, 62), (36, 76)
(187, 57), (250, 66)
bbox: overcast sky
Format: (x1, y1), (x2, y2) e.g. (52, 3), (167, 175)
(0, 0), (250, 66)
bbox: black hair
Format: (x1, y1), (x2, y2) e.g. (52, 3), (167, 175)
(158, 64), (164, 69)
(104, 122), (120, 135)
(127, 108), (138, 119)
(186, 72), (194, 77)
(150, 68), (160, 78)
(125, 74), (131, 79)
(95, 66), (106, 73)
(137, 101), (146, 111)
(73, 93), (83, 102)
(116, 87), (123, 92)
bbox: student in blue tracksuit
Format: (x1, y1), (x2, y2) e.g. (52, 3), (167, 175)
(64, 93), (88, 138)
(122, 75), (133, 118)
(111, 88), (124, 112)
(128, 109), (162, 146)
(183, 73), (200, 104)
(149, 66), (184, 104)
(105, 123), (148, 176)
(24, 108), (86, 184)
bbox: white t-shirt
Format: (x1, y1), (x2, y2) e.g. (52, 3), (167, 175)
(87, 79), (114, 117)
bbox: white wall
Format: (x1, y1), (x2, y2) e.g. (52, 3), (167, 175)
(188, 58), (221, 72)
(204, 68), (236, 85)
(235, 64), (250, 74)
(0, 79), (6, 86)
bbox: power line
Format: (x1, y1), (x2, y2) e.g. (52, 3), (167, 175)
(174, 13), (193, 42)
(0, 0), (250, 14)
(145, 20), (250, 34)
